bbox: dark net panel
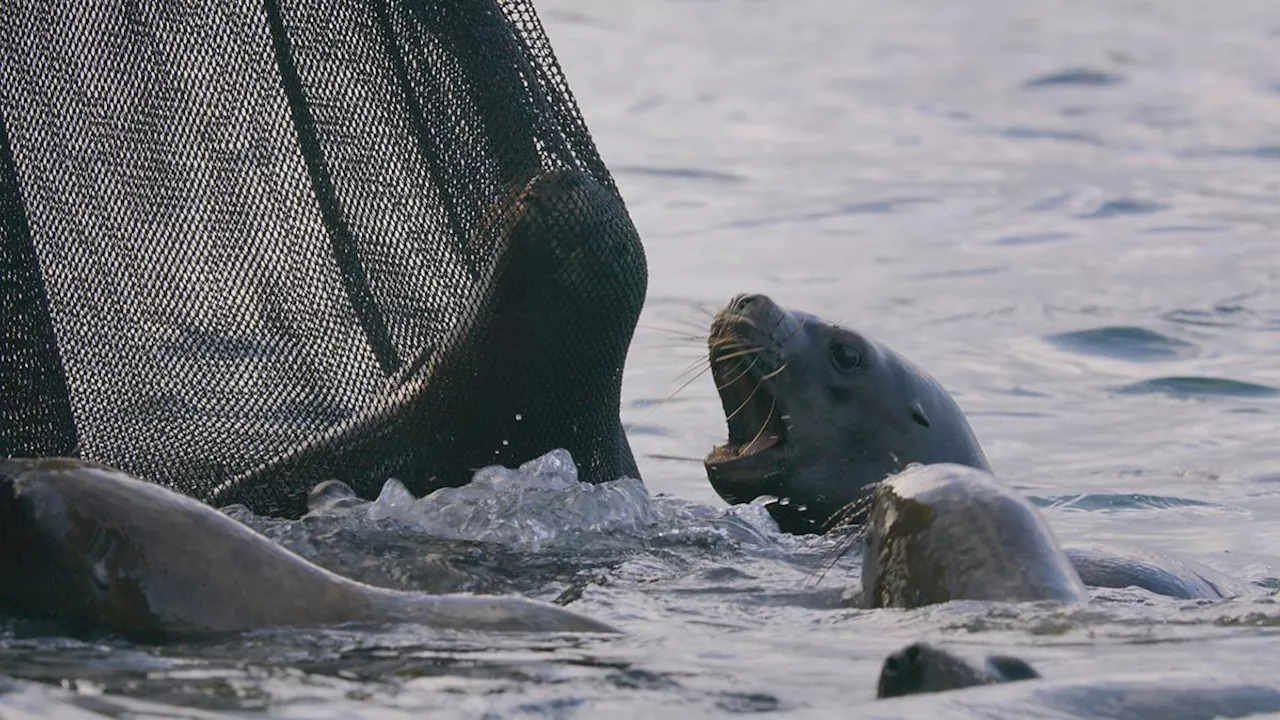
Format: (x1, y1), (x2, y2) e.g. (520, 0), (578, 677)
(0, 0), (647, 515)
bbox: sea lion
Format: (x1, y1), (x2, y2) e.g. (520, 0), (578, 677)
(859, 463), (1089, 608)
(877, 642), (1040, 699)
(854, 470), (1234, 604)
(208, 168), (647, 517)
(0, 458), (619, 641)
(704, 295), (1237, 602)
(703, 293), (990, 535)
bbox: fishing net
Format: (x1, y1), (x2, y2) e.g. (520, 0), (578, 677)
(0, 0), (647, 516)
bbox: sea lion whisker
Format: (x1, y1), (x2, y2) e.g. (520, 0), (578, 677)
(707, 336), (757, 352)
(739, 395), (778, 458)
(823, 486), (878, 532)
(707, 343), (760, 361)
(643, 363), (716, 418)
(804, 482), (881, 587)
(712, 347), (763, 363)
(638, 342), (716, 355)
(685, 314), (719, 331)
(692, 300), (724, 318)
(718, 355), (763, 391)
(668, 362), (710, 387)
(641, 453), (707, 463)
(809, 523), (869, 587)
(759, 362), (787, 381)
(725, 375), (769, 425)
(637, 323), (708, 340)
(675, 353), (711, 374)
(637, 338), (716, 353)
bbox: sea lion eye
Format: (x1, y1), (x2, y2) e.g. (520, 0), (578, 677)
(829, 342), (861, 371)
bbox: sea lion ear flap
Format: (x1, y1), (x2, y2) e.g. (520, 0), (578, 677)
(909, 402), (931, 428)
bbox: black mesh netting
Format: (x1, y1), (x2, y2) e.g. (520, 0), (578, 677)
(0, 0), (648, 517)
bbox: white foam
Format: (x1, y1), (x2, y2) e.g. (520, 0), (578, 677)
(365, 449), (657, 552)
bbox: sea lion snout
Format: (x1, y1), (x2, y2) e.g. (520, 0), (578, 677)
(705, 294), (794, 512)
(711, 294), (787, 339)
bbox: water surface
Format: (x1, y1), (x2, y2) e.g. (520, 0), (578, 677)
(5, 0), (1280, 717)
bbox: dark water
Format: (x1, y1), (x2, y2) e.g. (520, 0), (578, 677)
(6, 0), (1280, 717)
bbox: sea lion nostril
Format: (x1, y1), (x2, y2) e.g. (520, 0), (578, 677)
(729, 294), (764, 313)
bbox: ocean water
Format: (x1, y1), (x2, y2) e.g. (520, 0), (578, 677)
(4, 0), (1280, 717)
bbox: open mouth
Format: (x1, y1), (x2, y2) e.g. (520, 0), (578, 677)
(705, 339), (787, 466)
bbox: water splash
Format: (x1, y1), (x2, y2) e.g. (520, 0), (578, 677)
(362, 450), (658, 552)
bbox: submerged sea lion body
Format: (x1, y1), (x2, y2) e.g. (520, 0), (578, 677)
(0, 459), (617, 640)
(858, 465), (1234, 602)
(1064, 544), (1235, 601)
(703, 294), (989, 535)
(860, 463), (1088, 608)
(871, 643), (1280, 720)
(877, 642), (1040, 699)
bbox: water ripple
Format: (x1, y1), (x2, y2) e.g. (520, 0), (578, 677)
(1032, 493), (1221, 512)
(613, 165), (748, 184)
(1022, 68), (1126, 89)
(1163, 300), (1280, 330)
(998, 126), (1105, 145)
(992, 231), (1074, 246)
(1078, 198), (1167, 219)
(1113, 376), (1280, 399)
(1044, 326), (1198, 362)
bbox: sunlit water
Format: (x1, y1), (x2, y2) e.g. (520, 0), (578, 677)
(5, 0), (1280, 717)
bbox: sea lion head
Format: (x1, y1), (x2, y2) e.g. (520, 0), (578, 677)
(859, 464), (1087, 609)
(0, 458), (158, 637)
(702, 294), (990, 534)
(877, 642), (1041, 699)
